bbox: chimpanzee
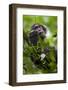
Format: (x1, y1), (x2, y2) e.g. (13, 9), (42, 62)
(29, 24), (57, 72)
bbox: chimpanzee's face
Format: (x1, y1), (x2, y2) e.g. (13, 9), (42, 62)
(29, 24), (47, 45)
(31, 24), (46, 35)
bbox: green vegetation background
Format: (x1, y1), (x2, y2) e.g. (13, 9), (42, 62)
(23, 15), (57, 74)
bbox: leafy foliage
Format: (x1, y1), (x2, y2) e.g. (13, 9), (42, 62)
(23, 15), (57, 74)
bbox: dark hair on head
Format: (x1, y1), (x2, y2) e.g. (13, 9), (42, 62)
(31, 24), (39, 30)
(31, 24), (47, 33)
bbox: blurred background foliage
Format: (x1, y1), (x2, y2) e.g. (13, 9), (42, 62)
(23, 15), (57, 74)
